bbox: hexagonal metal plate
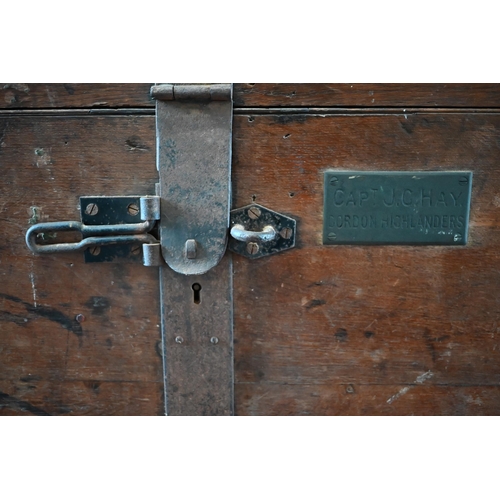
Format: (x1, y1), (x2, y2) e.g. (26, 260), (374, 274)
(229, 204), (296, 259)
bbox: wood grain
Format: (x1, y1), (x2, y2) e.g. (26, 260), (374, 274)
(0, 83), (154, 109)
(232, 112), (500, 415)
(235, 384), (500, 416)
(2, 84), (500, 415)
(3, 84), (500, 109)
(234, 84), (500, 108)
(0, 114), (162, 415)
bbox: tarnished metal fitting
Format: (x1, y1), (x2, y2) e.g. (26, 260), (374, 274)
(143, 243), (162, 266)
(229, 204), (296, 259)
(151, 84), (232, 102)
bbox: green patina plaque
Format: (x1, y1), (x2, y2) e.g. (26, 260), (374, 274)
(323, 171), (472, 245)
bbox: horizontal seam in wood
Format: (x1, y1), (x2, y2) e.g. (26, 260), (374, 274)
(0, 107), (155, 116)
(234, 107), (500, 115)
(234, 382), (500, 387)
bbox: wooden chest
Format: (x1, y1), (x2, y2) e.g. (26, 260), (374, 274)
(1, 83), (499, 415)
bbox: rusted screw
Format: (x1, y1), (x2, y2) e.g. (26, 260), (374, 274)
(85, 203), (99, 216)
(89, 247), (101, 256)
(248, 206), (261, 220)
(246, 242), (259, 255)
(280, 227), (293, 239)
(330, 176), (338, 186)
(127, 203), (140, 216)
(458, 176), (469, 186)
(131, 245), (141, 255)
(346, 384), (354, 394)
(175, 336), (184, 344)
(75, 314), (85, 323)
(210, 337), (219, 345)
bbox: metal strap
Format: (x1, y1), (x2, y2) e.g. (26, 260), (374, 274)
(153, 83), (234, 415)
(154, 83), (233, 275)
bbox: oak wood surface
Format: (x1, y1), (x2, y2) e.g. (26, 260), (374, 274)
(2, 85), (500, 415)
(232, 112), (500, 415)
(2, 84), (500, 109)
(0, 115), (162, 415)
(0, 84), (154, 109)
(234, 84), (500, 108)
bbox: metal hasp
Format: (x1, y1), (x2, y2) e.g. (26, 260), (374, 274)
(152, 84), (234, 415)
(229, 204), (297, 259)
(152, 83), (233, 275)
(26, 195), (161, 265)
(323, 171), (473, 245)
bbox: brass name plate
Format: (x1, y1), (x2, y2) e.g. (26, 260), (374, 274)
(323, 171), (472, 245)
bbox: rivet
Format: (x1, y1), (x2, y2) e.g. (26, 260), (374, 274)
(210, 337), (219, 344)
(175, 336), (184, 344)
(127, 203), (140, 216)
(185, 239), (197, 259)
(248, 206), (261, 220)
(246, 242), (259, 255)
(85, 203), (99, 216)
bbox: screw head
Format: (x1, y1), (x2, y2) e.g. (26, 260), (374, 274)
(458, 176), (469, 186)
(210, 337), (219, 345)
(280, 227), (293, 239)
(85, 203), (99, 216)
(130, 245), (141, 256)
(175, 336), (184, 344)
(246, 242), (259, 255)
(454, 234), (462, 242)
(346, 384), (355, 394)
(329, 176), (338, 186)
(327, 232), (337, 241)
(89, 246), (101, 256)
(75, 314), (85, 323)
(127, 203), (140, 216)
(248, 206), (261, 220)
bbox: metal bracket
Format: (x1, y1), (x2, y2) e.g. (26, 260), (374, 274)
(229, 204), (297, 259)
(26, 195), (161, 266)
(152, 83), (233, 275)
(80, 196), (160, 264)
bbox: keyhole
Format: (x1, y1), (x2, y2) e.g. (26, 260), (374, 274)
(192, 283), (202, 304)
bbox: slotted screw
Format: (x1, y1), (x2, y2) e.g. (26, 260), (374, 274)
(85, 203), (99, 216)
(127, 203), (140, 216)
(246, 242), (259, 255)
(280, 227), (293, 239)
(89, 247), (101, 256)
(248, 207), (261, 220)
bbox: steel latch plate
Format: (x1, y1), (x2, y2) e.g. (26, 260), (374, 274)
(154, 83), (233, 275)
(229, 204), (296, 259)
(81, 196), (149, 263)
